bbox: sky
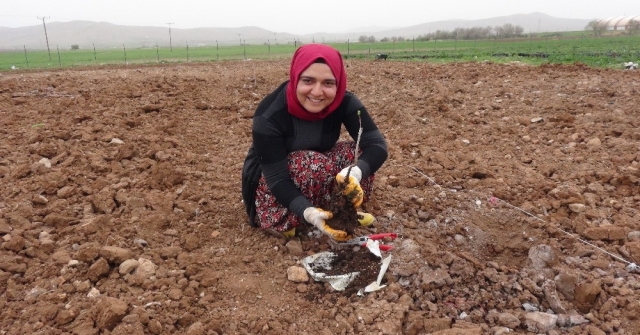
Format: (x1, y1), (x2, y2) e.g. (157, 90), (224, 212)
(2, 0), (638, 35)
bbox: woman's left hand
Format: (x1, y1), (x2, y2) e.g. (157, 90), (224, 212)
(336, 167), (364, 208)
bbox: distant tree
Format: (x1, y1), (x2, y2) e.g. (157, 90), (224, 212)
(585, 20), (607, 36)
(367, 35), (376, 43)
(71, 44), (79, 50)
(358, 35), (368, 43)
(380, 37), (390, 42)
(627, 19), (640, 35)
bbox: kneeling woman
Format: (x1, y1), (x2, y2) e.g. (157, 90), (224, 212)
(241, 44), (388, 240)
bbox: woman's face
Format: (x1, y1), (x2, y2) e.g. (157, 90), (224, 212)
(296, 62), (337, 114)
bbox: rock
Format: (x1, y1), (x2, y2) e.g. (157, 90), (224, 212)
(568, 203), (586, 213)
(496, 312), (520, 328)
(55, 307), (80, 325)
(542, 280), (567, 314)
(3, 235), (26, 252)
(167, 288), (183, 300)
(420, 268), (451, 288)
(554, 269), (578, 300)
(285, 239), (304, 256)
(87, 287), (100, 298)
(51, 250), (72, 264)
(148, 319), (163, 334)
(197, 270), (224, 287)
(87, 257), (110, 282)
(186, 321), (205, 335)
(528, 244), (557, 270)
(287, 266), (309, 283)
(585, 324), (606, 335)
(119, 259), (140, 275)
(524, 312), (558, 333)
(574, 281), (602, 313)
(628, 231), (640, 241)
(100, 246), (133, 264)
(73, 280), (91, 292)
(32, 194), (48, 205)
(75, 242), (101, 263)
(556, 313), (589, 327)
(56, 186), (76, 198)
(491, 326), (512, 335)
(95, 297), (128, 330)
(134, 257), (157, 278)
(586, 138), (601, 147)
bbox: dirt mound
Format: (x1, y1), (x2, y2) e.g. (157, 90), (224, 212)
(1, 60), (639, 334)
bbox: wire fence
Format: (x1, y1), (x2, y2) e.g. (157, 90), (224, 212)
(1, 33), (639, 71)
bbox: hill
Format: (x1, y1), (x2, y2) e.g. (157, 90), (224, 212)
(0, 13), (592, 51)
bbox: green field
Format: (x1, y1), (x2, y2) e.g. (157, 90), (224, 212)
(1, 33), (639, 71)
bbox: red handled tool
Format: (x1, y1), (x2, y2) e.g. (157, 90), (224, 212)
(342, 233), (398, 251)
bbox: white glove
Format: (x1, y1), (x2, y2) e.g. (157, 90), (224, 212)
(338, 166), (362, 183)
(303, 207), (349, 241)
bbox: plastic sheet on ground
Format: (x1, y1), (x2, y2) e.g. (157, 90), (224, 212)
(300, 240), (392, 292)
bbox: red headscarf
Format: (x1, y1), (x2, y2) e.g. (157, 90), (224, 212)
(286, 44), (347, 121)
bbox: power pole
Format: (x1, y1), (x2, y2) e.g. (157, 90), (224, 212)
(166, 22), (174, 52)
(37, 16), (52, 60)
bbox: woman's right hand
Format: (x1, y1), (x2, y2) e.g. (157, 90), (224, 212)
(303, 207), (349, 241)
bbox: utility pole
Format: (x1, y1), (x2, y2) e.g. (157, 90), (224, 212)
(37, 16), (52, 61)
(166, 22), (174, 52)
(238, 34), (242, 46)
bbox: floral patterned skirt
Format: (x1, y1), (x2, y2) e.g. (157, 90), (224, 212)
(254, 141), (374, 232)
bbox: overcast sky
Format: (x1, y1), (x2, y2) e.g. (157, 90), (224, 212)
(2, 0), (637, 35)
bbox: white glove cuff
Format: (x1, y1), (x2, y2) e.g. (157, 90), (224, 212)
(339, 166), (362, 183)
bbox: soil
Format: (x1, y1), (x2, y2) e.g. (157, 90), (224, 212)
(326, 183), (360, 235)
(1, 59), (640, 334)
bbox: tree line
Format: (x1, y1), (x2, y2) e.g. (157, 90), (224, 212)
(358, 23), (526, 43)
(358, 20), (640, 43)
(585, 19), (640, 36)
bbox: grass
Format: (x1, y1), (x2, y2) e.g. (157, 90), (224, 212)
(1, 32), (639, 71)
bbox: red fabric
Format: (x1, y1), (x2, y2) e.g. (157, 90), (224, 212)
(254, 142), (374, 232)
(285, 44), (347, 121)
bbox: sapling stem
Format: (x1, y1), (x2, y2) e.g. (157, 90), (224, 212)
(345, 110), (363, 180)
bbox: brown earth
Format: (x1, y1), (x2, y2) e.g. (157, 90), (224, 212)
(1, 59), (640, 335)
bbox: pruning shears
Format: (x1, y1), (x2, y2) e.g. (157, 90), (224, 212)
(341, 233), (398, 251)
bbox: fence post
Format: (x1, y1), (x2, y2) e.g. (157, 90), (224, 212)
(123, 44), (127, 64)
(93, 44), (97, 61)
(57, 45), (61, 67)
(23, 45), (29, 68)
(187, 42), (189, 62)
(156, 43), (160, 63)
(216, 40), (219, 61)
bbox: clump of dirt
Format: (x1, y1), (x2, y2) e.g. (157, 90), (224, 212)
(325, 183), (359, 235)
(326, 166), (363, 235)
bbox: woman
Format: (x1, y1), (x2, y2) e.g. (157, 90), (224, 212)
(241, 44), (388, 241)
